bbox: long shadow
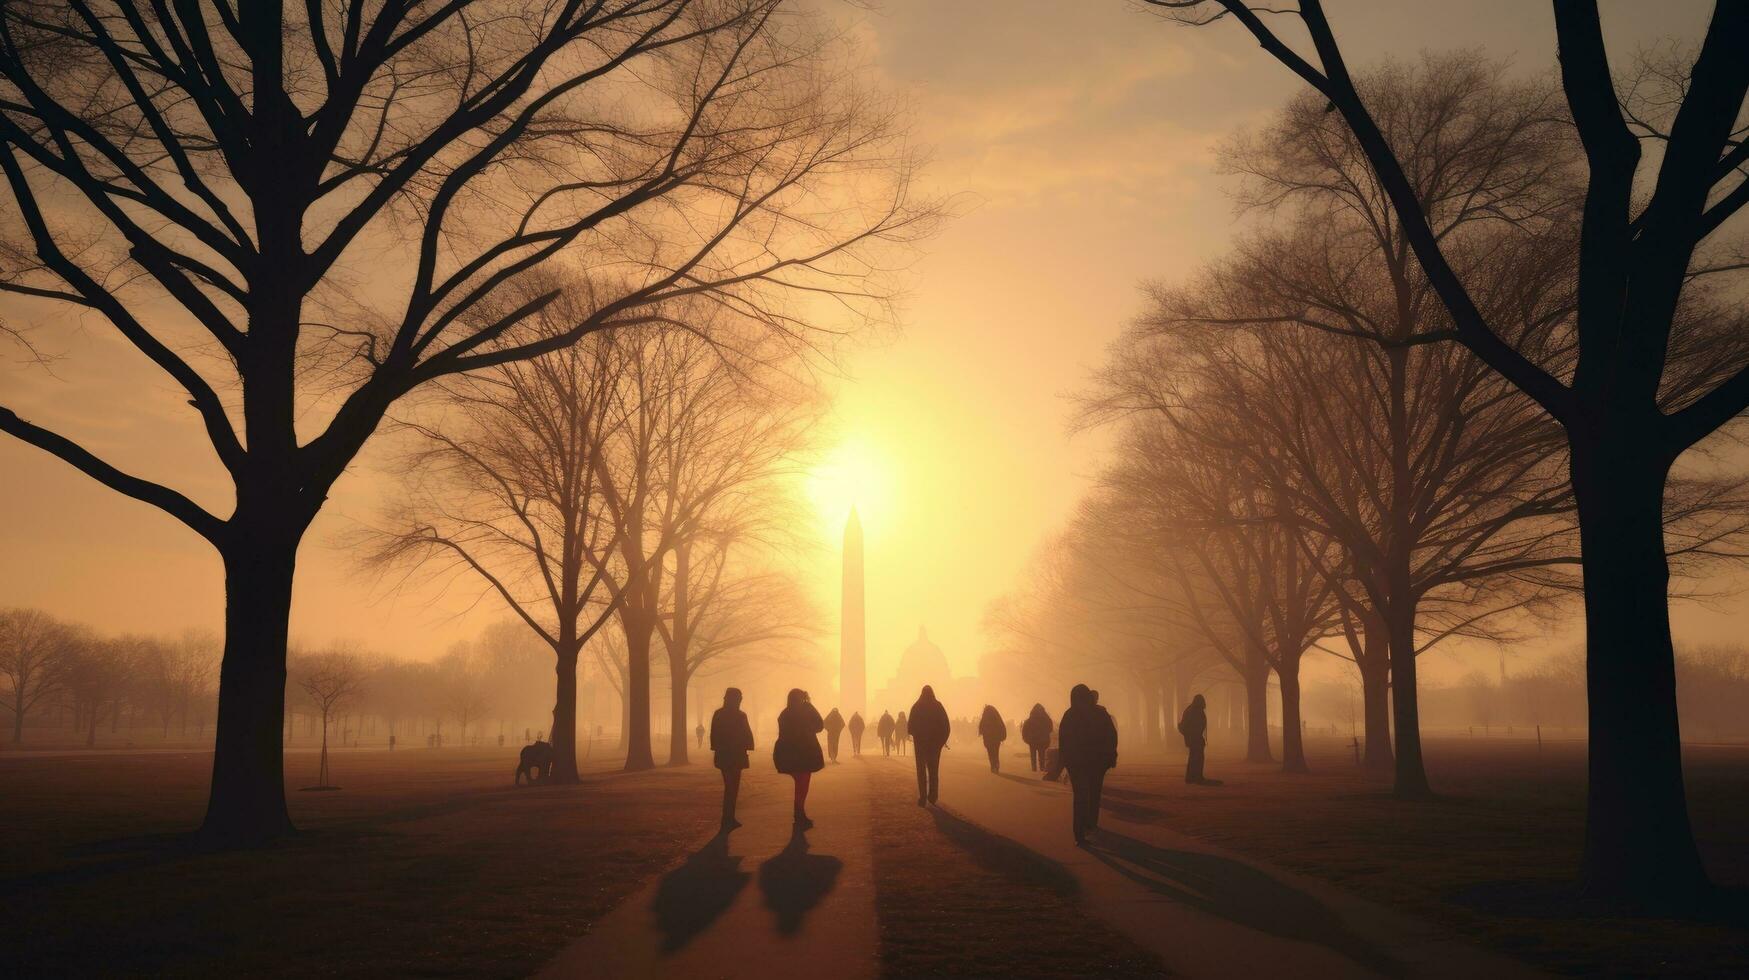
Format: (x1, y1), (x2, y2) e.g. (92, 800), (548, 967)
(1086, 830), (1405, 977)
(652, 834), (751, 952)
(994, 771), (1060, 794)
(930, 806), (1080, 898)
(757, 827), (842, 936)
(1100, 786), (1168, 803)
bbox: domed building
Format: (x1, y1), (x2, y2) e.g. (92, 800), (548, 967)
(874, 627), (981, 719)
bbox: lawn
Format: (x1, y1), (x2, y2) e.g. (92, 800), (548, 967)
(1097, 733), (1749, 978)
(0, 747), (720, 977)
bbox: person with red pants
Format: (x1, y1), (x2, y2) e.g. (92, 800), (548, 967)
(774, 688), (825, 829)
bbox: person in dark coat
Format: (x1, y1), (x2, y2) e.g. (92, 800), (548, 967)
(848, 711), (866, 757)
(876, 711), (896, 756)
(907, 685), (951, 806)
(1020, 703), (1053, 772)
(978, 705), (1008, 773)
(774, 688), (825, 828)
(1058, 683), (1118, 845)
(710, 688), (755, 832)
(823, 707), (846, 763)
(894, 711), (908, 755)
(1179, 693), (1212, 785)
(695, 721), (705, 748)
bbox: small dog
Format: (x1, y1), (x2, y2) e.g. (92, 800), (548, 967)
(516, 739), (555, 784)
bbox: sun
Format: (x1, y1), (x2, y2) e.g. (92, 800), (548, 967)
(804, 435), (897, 539)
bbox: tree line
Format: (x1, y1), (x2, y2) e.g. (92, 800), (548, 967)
(990, 33), (1749, 906)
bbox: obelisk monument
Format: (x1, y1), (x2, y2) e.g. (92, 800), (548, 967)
(841, 507), (866, 718)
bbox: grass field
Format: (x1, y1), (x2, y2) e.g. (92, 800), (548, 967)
(1098, 733), (1749, 978)
(5, 735), (1747, 977)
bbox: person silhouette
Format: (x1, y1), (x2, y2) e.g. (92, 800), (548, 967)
(895, 711), (909, 756)
(978, 704), (1007, 773)
(695, 721), (706, 749)
(1059, 683), (1118, 846)
(848, 711), (866, 757)
(711, 688), (754, 832)
(908, 685), (950, 807)
(774, 689), (825, 829)
(823, 707), (846, 763)
(1179, 693), (1221, 785)
(877, 710), (895, 757)
(1020, 703), (1053, 772)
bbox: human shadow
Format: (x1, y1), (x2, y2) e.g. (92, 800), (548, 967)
(758, 827), (842, 936)
(1086, 830), (1404, 977)
(653, 834), (751, 953)
(930, 806), (1079, 898)
(994, 771), (1059, 794)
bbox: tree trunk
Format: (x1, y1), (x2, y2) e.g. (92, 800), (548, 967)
(551, 644), (581, 783)
(1278, 654), (1308, 774)
(86, 703), (99, 748)
(11, 692), (23, 743)
(200, 533), (299, 844)
(1386, 597), (1431, 798)
(1360, 649), (1393, 772)
(1141, 676), (1161, 747)
(1572, 434), (1708, 905)
(622, 615), (655, 771)
(1244, 648), (1273, 763)
(668, 658), (691, 766)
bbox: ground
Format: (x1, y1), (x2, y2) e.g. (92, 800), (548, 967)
(2, 734), (1746, 977)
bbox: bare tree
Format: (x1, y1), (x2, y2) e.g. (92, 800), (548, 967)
(0, 0), (926, 842)
(0, 607), (70, 743)
(63, 633), (127, 749)
(296, 651), (364, 789)
(1149, 0), (1749, 903)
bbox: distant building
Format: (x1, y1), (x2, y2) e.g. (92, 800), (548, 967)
(840, 508), (866, 718)
(875, 626), (980, 716)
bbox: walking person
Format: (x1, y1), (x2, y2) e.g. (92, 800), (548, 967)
(1059, 684), (1117, 846)
(908, 685), (950, 807)
(848, 711), (866, 757)
(774, 689), (825, 829)
(1020, 703), (1053, 772)
(978, 704), (1007, 773)
(710, 688), (754, 832)
(695, 721), (705, 749)
(895, 711), (908, 755)
(877, 710), (895, 757)
(1179, 693), (1221, 785)
(823, 707), (846, 763)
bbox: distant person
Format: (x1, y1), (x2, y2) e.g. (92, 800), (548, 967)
(824, 707), (846, 763)
(848, 711), (866, 757)
(908, 685), (951, 807)
(389, 733), (397, 751)
(978, 705), (1008, 773)
(711, 688), (755, 832)
(1178, 693), (1221, 786)
(1020, 704), (1052, 772)
(877, 710), (895, 756)
(774, 689), (825, 829)
(895, 711), (909, 755)
(695, 721), (705, 749)
(1059, 683), (1118, 846)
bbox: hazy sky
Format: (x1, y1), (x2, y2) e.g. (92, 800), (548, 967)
(1, 1), (1738, 691)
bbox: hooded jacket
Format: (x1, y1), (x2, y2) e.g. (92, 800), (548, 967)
(1057, 684), (1117, 771)
(908, 686), (950, 751)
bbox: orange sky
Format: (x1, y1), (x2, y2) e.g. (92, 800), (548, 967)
(2, 0), (1742, 691)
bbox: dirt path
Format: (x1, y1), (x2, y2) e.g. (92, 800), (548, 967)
(538, 759), (878, 980)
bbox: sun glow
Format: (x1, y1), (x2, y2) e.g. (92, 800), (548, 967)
(804, 435), (898, 539)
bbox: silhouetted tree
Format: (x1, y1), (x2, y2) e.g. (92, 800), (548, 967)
(1151, 0), (1749, 902)
(0, 607), (70, 743)
(296, 651), (363, 788)
(0, 0), (925, 842)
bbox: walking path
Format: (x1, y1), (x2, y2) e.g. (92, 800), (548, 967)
(539, 746), (1541, 979)
(539, 759), (878, 980)
(922, 748), (1543, 980)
